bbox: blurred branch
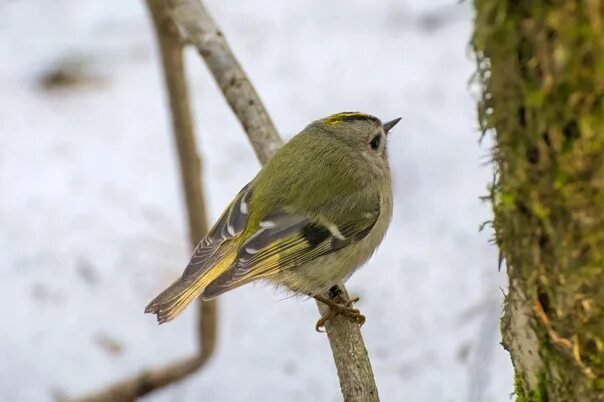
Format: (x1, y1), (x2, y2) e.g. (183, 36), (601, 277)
(145, 0), (217, 357)
(148, 0), (209, 278)
(70, 357), (203, 402)
(70, 1), (215, 401)
(166, 1), (379, 400)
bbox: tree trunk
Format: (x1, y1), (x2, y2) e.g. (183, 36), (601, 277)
(473, 1), (604, 401)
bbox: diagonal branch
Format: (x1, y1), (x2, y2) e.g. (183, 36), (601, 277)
(165, 0), (282, 164)
(70, 2), (216, 401)
(165, 1), (379, 400)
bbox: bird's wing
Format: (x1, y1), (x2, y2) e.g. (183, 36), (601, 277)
(145, 182), (253, 323)
(181, 181), (253, 279)
(201, 191), (380, 299)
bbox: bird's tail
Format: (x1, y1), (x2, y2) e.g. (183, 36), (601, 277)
(145, 249), (236, 324)
(144, 275), (209, 324)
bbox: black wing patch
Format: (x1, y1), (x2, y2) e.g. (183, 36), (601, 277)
(302, 223), (331, 246)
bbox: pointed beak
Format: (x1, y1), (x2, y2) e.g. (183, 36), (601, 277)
(382, 117), (402, 134)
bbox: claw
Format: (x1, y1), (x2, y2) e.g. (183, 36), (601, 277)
(313, 295), (365, 332)
(315, 312), (332, 332)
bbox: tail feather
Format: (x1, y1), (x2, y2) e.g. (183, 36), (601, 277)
(145, 275), (208, 324)
(145, 251), (237, 324)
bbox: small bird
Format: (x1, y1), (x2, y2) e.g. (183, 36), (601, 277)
(145, 112), (400, 330)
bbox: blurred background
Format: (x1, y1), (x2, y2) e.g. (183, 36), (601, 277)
(1, 0), (514, 401)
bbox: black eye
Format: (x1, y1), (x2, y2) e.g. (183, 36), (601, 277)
(370, 135), (381, 150)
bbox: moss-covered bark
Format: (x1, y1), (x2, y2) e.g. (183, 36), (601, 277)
(473, 1), (604, 401)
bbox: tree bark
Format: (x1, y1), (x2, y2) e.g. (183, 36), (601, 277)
(473, 1), (604, 401)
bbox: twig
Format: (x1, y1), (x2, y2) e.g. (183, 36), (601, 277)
(146, 0), (217, 357)
(166, 0), (282, 164)
(70, 2), (215, 401)
(316, 285), (380, 401)
(70, 356), (203, 402)
(533, 297), (573, 350)
(165, 1), (379, 400)
(533, 298), (595, 379)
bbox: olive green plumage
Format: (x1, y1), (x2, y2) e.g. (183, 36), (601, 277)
(146, 112), (400, 324)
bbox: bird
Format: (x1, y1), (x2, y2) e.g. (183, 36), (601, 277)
(145, 112), (400, 330)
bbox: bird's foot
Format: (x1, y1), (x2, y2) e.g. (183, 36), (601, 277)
(313, 294), (365, 332)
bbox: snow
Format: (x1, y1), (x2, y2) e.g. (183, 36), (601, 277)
(0, 0), (513, 401)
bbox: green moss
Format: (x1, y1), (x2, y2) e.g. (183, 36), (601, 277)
(473, 0), (604, 400)
(514, 373), (529, 401)
(514, 372), (549, 402)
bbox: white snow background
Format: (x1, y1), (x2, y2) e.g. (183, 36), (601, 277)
(0, 0), (514, 401)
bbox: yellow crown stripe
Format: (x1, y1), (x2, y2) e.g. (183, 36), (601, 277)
(323, 112), (377, 126)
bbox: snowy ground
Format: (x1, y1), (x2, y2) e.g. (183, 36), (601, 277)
(1, 1), (513, 401)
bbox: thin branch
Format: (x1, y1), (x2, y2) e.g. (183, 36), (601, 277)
(166, 0), (283, 164)
(146, 0), (217, 357)
(316, 285), (380, 402)
(70, 357), (203, 402)
(165, 1), (379, 400)
(70, 2), (216, 401)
